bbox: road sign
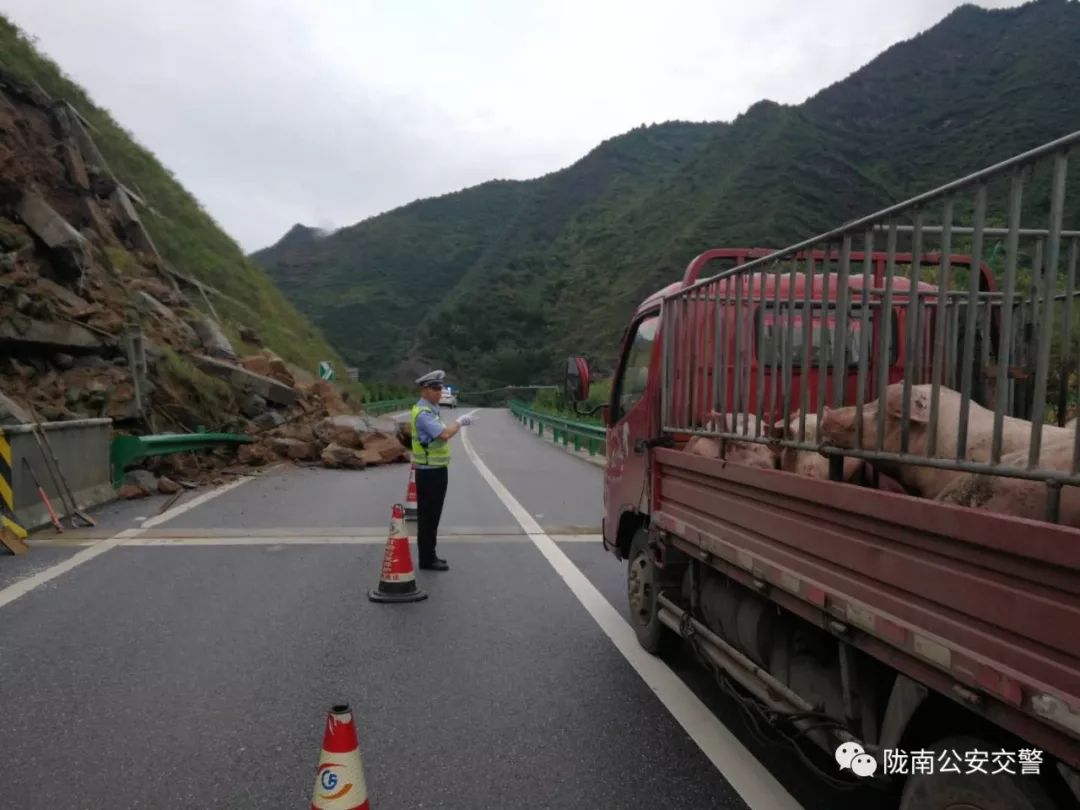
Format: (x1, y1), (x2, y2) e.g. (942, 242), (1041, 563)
(318, 361), (335, 381)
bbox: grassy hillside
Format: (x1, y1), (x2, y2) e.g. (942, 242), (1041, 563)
(0, 17), (342, 374)
(256, 0), (1080, 389)
(254, 122), (721, 381)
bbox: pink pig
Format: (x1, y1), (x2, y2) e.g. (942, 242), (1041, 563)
(820, 384), (1074, 498)
(936, 441), (1080, 527)
(770, 411), (863, 481)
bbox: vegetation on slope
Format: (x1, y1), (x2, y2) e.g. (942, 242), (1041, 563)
(0, 17), (341, 373)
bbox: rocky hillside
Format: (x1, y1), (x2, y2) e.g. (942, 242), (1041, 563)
(0, 17), (422, 491)
(254, 0), (1080, 389)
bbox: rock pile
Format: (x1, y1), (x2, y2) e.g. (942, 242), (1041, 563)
(0, 68), (407, 497)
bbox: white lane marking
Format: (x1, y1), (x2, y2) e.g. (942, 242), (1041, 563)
(31, 533), (603, 547)
(123, 535), (534, 547)
(0, 529), (139, 610)
(549, 534), (603, 543)
(137, 475), (254, 531)
(0, 476), (256, 611)
(459, 428), (803, 810)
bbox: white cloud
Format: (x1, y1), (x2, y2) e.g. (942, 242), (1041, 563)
(4, 0), (1020, 250)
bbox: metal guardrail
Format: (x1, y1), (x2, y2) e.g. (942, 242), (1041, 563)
(110, 432), (252, 487)
(362, 398), (415, 416)
(510, 401), (606, 456)
(661, 129), (1080, 515)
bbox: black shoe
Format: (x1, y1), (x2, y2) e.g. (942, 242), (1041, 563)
(419, 558), (449, 571)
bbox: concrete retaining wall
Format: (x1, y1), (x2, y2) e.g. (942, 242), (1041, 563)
(6, 418), (113, 530)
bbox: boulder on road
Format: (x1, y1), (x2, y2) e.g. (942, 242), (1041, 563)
(118, 484), (148, 500)
(358, 432), (410, 465)
(314, 415), (367, 449)
(158, 477), (181, 495)
(122, 468), (158, 494)
(238, 443), (275, 466)
(321, 442), (367, 469)
(270, 437), (320, 461)
(314, 414), (405, 449)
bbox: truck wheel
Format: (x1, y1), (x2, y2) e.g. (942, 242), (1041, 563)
(899, 736), (1056, 810)
(627, 529), (677, 655)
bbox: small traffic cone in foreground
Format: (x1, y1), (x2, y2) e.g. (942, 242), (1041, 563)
(403, 464), (418, 521)
(311, 703), (370, 810)
(368, 503), (427, 603)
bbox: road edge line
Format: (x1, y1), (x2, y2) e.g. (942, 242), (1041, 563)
(0, 475), (257, 610)
(459, 427), (803, 810)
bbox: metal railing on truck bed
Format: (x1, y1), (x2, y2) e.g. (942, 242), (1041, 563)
(662, 130), (1080, 508)
(653, 130), (1080, 770)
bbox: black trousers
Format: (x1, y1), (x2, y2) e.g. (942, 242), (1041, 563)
(415, 466), (448, 564)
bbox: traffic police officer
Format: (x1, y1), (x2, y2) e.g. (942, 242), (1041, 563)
(411, 370), (474, 570)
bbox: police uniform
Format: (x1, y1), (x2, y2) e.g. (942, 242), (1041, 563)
(411, 370), (458, 571)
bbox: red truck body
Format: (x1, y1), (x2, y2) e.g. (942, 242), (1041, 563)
(574, 134), (1080, 807)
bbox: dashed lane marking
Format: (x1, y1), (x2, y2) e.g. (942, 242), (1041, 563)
(459, 425), (804, 810)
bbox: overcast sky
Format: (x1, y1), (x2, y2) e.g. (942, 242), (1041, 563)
(6, 0), (1017, 252)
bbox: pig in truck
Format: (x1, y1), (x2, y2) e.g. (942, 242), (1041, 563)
(566, 130), (1080, 809)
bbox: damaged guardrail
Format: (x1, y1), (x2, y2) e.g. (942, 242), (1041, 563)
(110, 432), (252, 488)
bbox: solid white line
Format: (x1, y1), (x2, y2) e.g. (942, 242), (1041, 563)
(0, 529), (138, 611)
(459, 427), (803, 810)
(123, 535), (533, 547)
(0, 475), (257, 611)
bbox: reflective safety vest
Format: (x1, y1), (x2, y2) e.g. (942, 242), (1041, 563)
(411, 402), (450, 467)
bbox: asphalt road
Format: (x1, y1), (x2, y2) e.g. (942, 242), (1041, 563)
(0, 408), (881, 810)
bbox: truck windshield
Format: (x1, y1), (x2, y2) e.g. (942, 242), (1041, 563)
(616, 314), (659, 417)
(757, 306), (897, 368)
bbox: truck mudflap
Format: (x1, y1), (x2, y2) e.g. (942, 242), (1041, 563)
(651, 447), (1080, 768)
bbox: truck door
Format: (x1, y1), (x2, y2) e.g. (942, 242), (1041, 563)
(605, 312), (660, 547)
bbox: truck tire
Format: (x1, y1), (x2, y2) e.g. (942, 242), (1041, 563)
(899, 736), (1057, 810)
(627, 528), (678, 655)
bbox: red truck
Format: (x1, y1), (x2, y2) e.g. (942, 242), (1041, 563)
(566, 132), (1080, 809)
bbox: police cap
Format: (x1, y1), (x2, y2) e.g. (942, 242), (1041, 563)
(415, 369), (446, 388)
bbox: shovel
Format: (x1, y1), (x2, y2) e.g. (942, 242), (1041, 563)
(21, 457), (62, 533)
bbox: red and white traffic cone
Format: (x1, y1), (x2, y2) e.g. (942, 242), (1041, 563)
(311, 704), (370, 810)
(403, 464), (418, 521)
(368, 503), (427, 603)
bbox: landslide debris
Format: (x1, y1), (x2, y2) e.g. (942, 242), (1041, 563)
(0, 68), (408, 491)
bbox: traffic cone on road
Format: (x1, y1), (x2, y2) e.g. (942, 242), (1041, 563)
(403, 464), (418, 521)
(368, 503), (427, 603)
(311, 703), (370, 810)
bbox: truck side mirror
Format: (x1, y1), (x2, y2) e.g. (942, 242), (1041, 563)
(564, 356), (590, 402)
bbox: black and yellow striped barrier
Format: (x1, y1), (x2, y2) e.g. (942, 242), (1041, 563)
(0, 427), (28, 542)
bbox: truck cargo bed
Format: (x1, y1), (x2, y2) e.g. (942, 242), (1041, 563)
(652, 447), (1080, 767)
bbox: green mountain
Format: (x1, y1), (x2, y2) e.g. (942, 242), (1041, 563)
(252, 122), (720, 382)
(254, 0), (1080, 389)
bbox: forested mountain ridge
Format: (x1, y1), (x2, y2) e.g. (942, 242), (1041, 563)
(254, 0), (1080, 388)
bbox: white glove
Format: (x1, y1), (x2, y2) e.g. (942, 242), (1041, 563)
(456, 414), (475, 427)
